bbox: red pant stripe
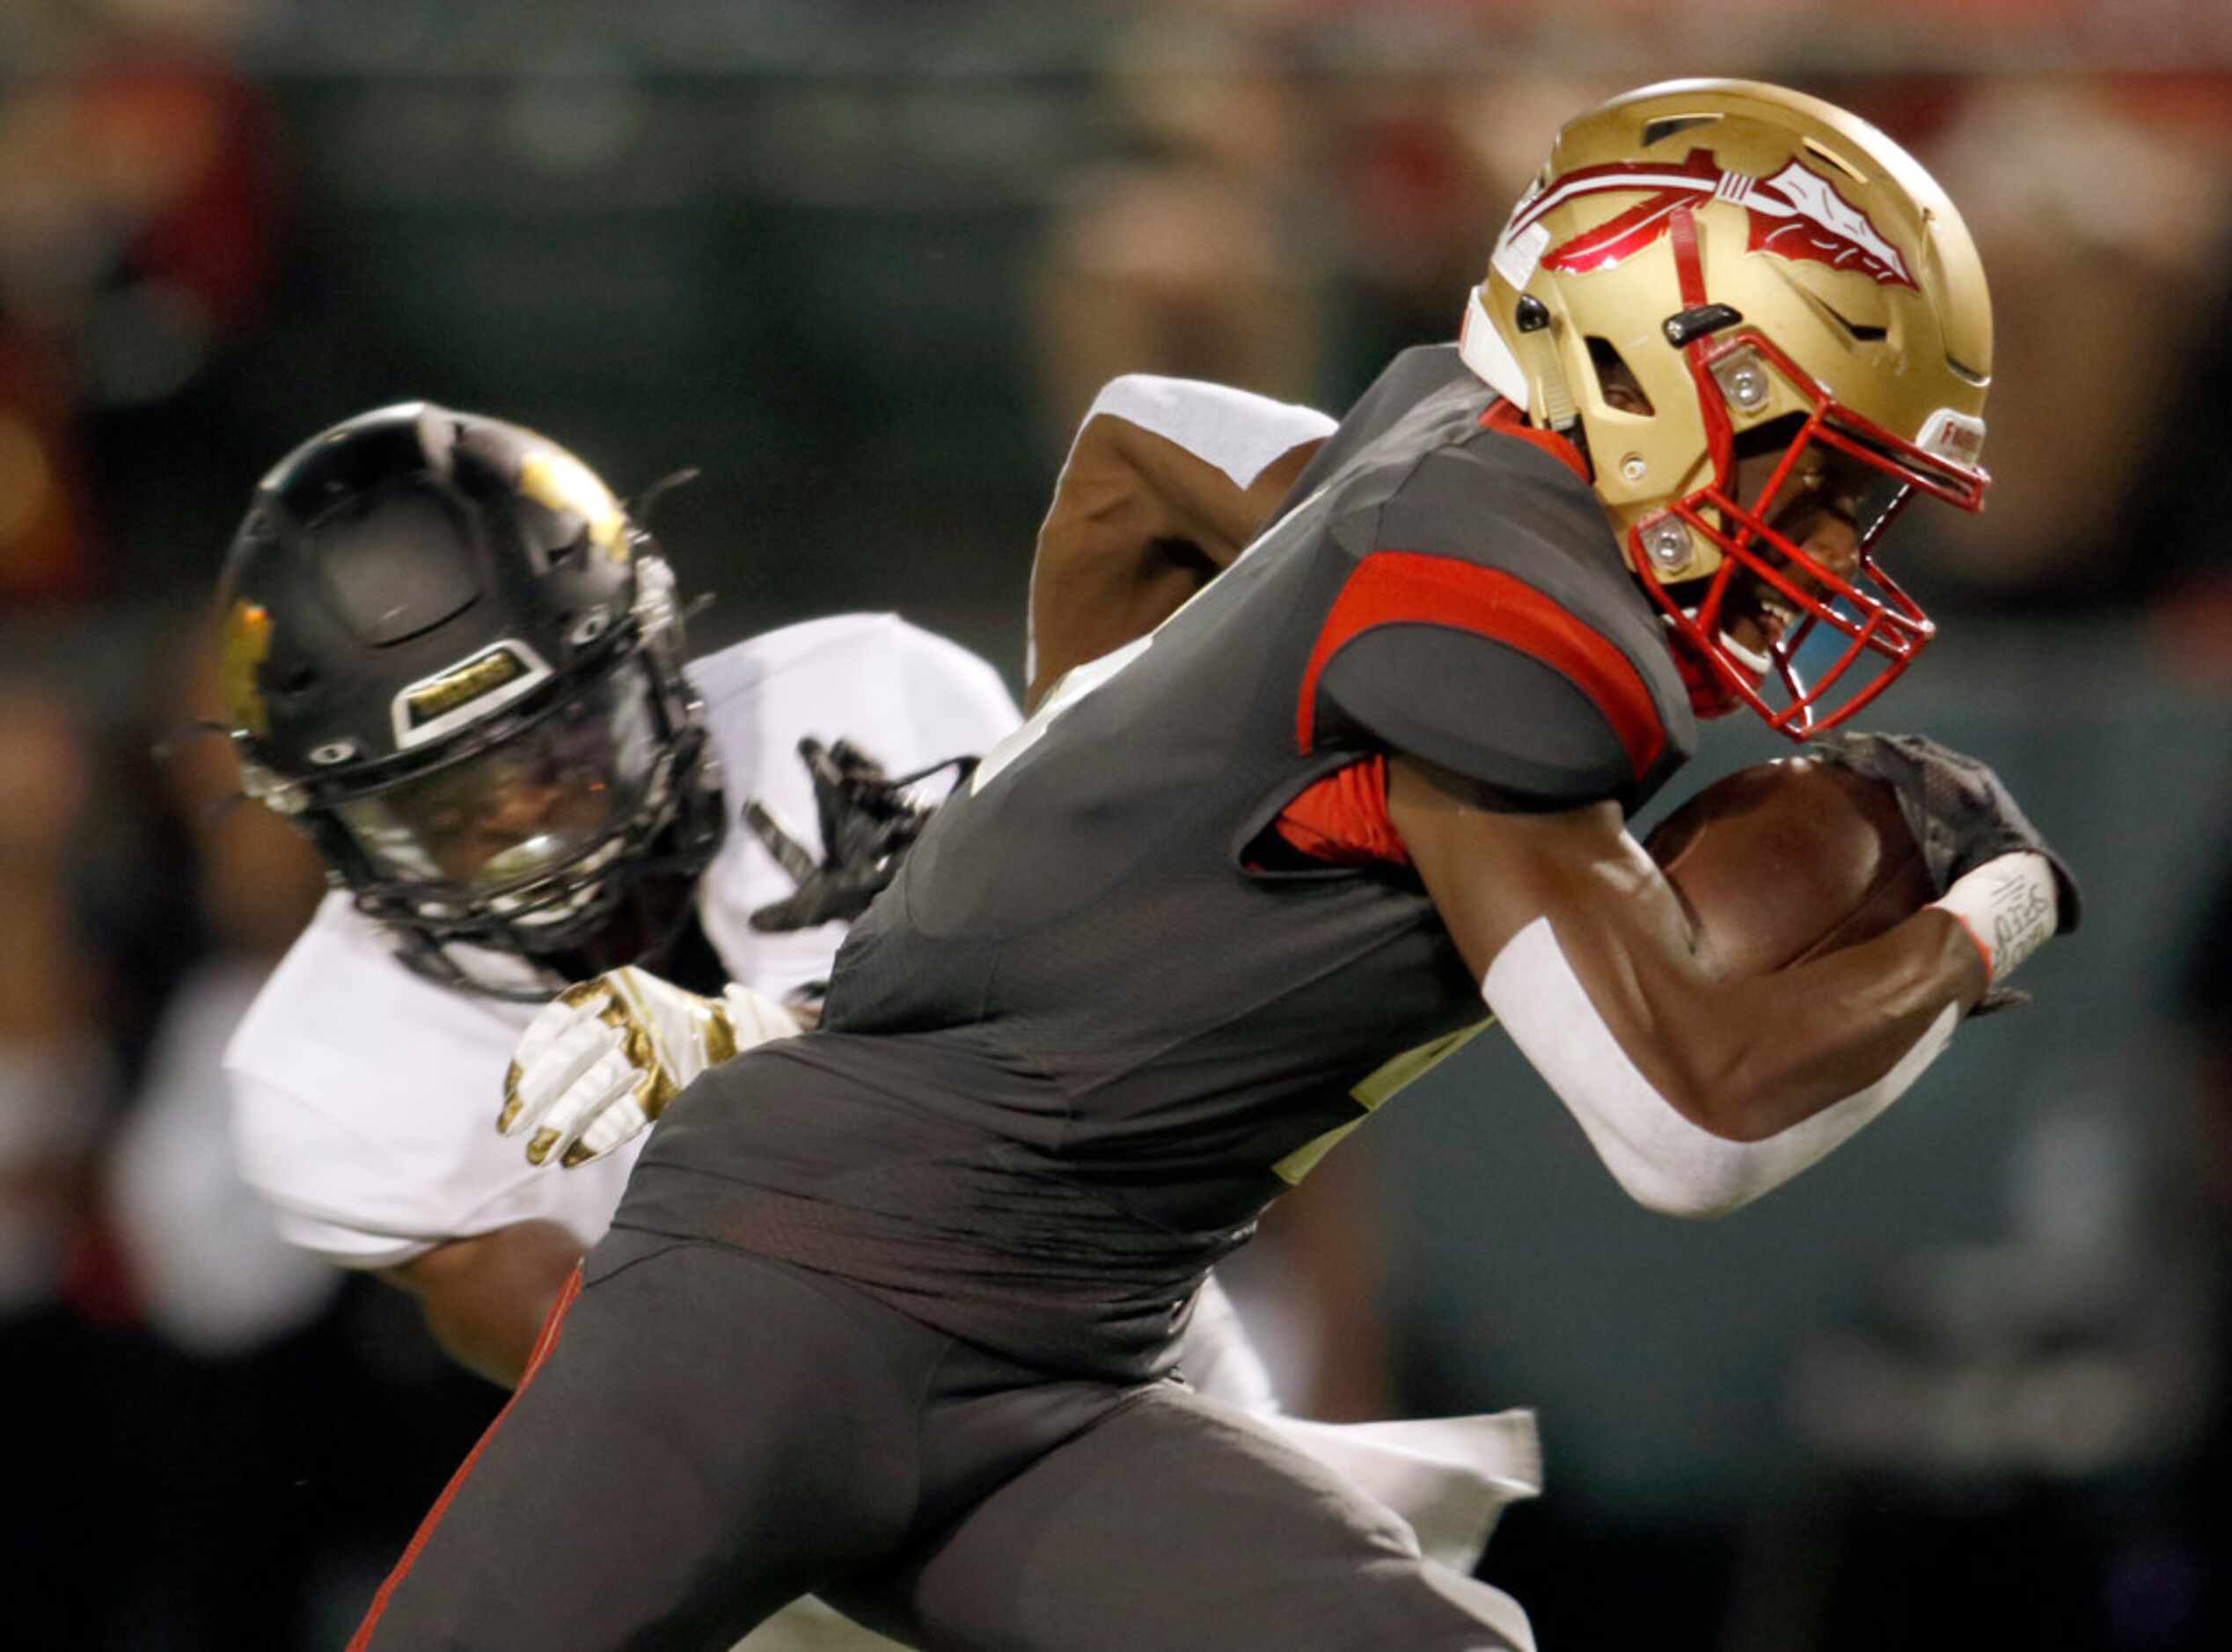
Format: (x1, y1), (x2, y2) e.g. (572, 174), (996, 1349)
(348, 1265), (586, 1649)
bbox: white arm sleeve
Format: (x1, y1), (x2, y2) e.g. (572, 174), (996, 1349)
(1483, 917), (1959, 1218)
(1079, 374), (1336, 489)
(1028, 376), (1336, 687)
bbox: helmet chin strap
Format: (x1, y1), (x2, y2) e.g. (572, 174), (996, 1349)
(1656, 608), (1768, 721)
(1709, 617), (1774, 677)
(1511, 295), (1580, 435)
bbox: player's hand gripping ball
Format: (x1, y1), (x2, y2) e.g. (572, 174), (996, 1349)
(1645, 733), (2078, 1012)
(501, 966), (801, 1168)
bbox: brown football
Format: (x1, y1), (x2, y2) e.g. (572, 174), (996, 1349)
(1643, 757), (1936, 979)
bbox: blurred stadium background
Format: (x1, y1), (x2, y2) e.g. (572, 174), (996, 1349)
(4, 1), (2230, 1647)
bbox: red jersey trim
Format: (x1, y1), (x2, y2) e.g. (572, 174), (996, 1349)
(1275, 754), (1409, 867)
(1297, 549), (1667, 781)
(1479, 398), (1592, 484)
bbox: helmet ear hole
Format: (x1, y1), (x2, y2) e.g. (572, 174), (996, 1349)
(1586, 337), (1655, 416)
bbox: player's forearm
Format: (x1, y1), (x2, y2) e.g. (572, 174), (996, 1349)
(1028, 457), (1217, 711)
(1051, 376), (1326, 561)
(1028, 418), (1277, 708)
(1490, 827), (1985, 1138)
(1398, 761), (1975, 1134)
(1395, 761), (1980, 1215)
(382, 1219), (586, 1388)
(1486, 908), (1973, 1217)
(1662, 909), (1984, 1139)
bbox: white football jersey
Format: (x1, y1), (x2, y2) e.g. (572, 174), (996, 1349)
(225, 613), (1020, 1270)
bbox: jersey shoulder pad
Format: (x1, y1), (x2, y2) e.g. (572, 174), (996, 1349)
(1305, 442), (1694, 809)
(1284, 345), (1471, 503)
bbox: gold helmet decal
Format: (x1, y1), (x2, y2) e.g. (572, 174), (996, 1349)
(1511, 150), (1916, 291)
(220, 599), (274, 736)
(517, 447), (629, 562)
(392, 640), (553, 749)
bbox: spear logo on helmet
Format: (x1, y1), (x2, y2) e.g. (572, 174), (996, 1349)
(1500, 150), (1916, 291)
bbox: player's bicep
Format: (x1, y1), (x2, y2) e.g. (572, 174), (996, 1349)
(1387, 756), (1740, 1133)
(1387, 757), (1693, 1001)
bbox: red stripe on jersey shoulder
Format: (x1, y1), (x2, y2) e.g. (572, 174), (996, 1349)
(1478, 398), (1591, 484)
(1297, 549), (1666, 781)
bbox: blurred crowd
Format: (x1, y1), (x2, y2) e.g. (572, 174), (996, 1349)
(6, 0), (2232, 1646)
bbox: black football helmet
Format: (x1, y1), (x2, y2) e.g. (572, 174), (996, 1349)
(216, 403), (723, 998)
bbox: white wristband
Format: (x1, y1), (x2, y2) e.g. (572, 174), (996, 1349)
(1928, 851), (2057, 984)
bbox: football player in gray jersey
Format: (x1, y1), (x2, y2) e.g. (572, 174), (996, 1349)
(355, 83), (2078, 1652)
(222, 400), (1535, 1652)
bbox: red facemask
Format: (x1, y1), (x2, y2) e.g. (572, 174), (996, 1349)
(1631, 209), (1988, 739)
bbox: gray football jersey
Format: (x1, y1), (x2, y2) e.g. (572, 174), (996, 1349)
(622, 347), (1697, 1378)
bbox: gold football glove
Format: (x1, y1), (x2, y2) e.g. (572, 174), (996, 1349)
(500, 966), (801, 1168)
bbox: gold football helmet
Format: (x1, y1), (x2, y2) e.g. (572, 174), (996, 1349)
(1460, 79), (1992, 735)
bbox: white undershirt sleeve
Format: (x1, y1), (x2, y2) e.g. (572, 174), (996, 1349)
(1482, 917), (1959, 1217)
(1028, 376), (1336, 688)
(1080, 374), (1336, 489)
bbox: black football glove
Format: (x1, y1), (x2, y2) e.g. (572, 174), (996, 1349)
(744, 737), (977, 932)
(1805, 731), (2080, 1014)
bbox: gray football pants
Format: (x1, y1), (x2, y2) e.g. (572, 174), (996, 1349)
(349, 1232), (1531, 1652)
